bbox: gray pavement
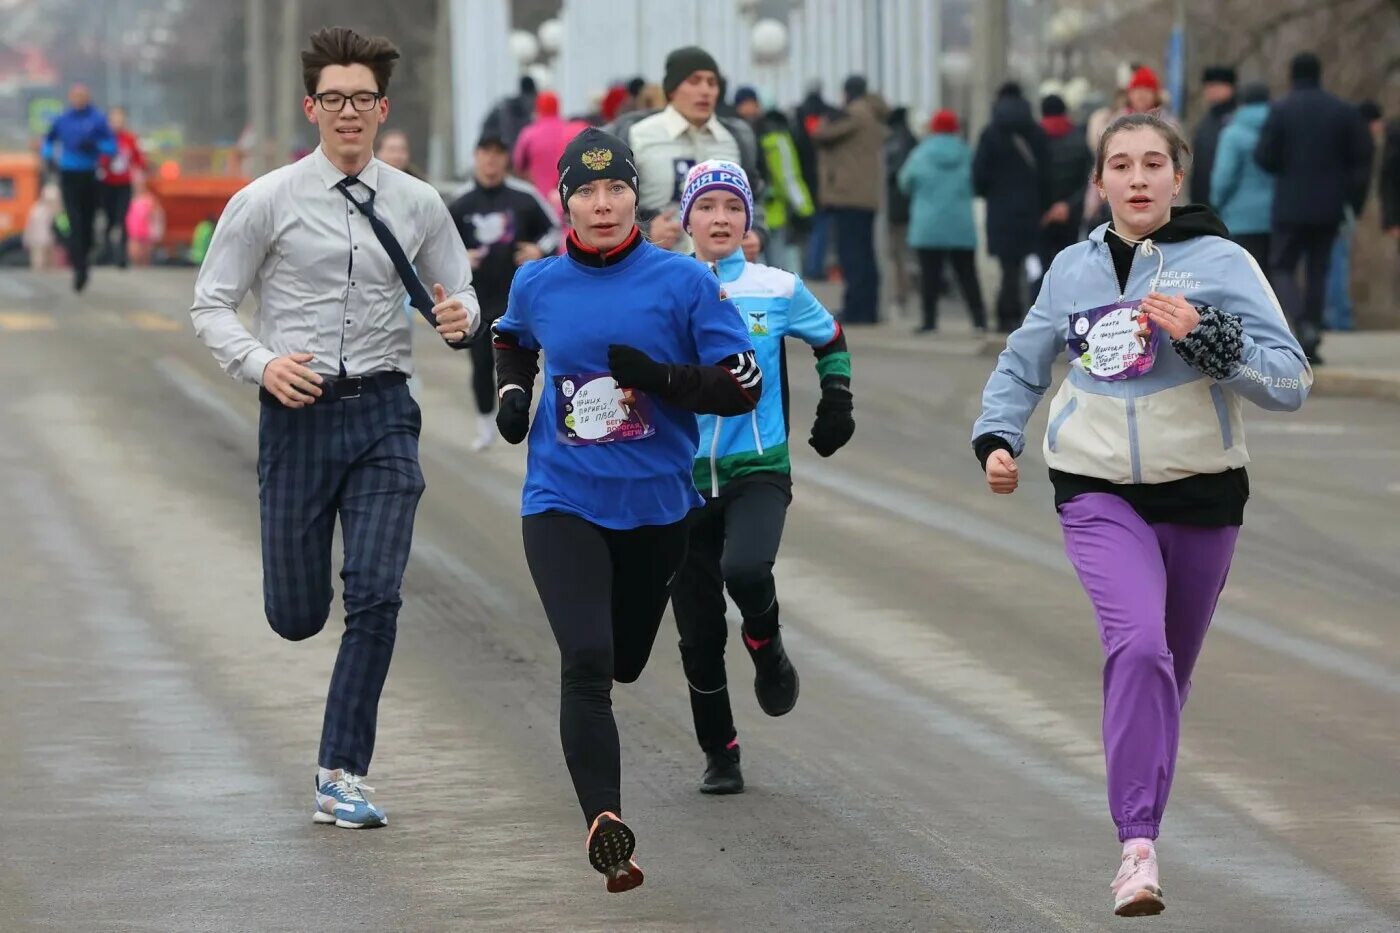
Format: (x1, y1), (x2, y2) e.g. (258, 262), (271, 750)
(1, 266), (1397, 932)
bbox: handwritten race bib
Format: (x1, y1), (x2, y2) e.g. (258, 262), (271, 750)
(1066, 300), (1161, 381)
(555, 372), (657, 446)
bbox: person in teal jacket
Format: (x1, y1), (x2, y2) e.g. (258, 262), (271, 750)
(1210, 83), (1276, 274)
(669, 159), (854, 795)
(898, 109), (988, 332)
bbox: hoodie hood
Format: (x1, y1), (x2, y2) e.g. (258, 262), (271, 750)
(1095, 204), (1230, 244)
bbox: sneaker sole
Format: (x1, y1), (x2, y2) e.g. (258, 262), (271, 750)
(312, 810), (387, 830)
(1113, 888), (1165, 917)
(588, 817), (639, 892)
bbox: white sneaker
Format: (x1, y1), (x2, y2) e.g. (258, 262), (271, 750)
(1111, 843), (1165, 916)
(471, 413), (495, 452)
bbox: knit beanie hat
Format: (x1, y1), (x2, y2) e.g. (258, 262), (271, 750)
(664, 46), (720, 97)
(680, 159), (754, 234)
(929, 109), (960, 134)
(556, 127), (639, 207)
(1127, 66), (1161, 92)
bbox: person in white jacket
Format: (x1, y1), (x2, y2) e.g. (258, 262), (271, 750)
(972, 112), (1311, 919)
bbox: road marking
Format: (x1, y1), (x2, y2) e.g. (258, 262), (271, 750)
(0, 311), (56, 331)
(126, 311), (181, 332)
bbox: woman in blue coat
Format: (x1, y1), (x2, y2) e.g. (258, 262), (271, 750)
(898, 109), (988, 333)
(1210, 83), (1276, 274)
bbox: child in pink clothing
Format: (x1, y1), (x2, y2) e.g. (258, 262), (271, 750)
(125, 175), (165, 266)
(512, 91), (586, 223)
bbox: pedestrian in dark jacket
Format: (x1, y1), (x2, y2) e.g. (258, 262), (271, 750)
(884, 106), (919, 314)
(1382, 117), (1400, 238)
(1038, 94), (1091, 291)
(1190, 66), (1237, 207)
(793, 85), (839, 279)
(973, 83), (1051, 332)
(481, 76), (538, 151)
(1254, 52), (1371, 363)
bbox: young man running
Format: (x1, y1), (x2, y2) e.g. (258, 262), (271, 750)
(670, 160), (854, 793)
(190, 27), (477, 829)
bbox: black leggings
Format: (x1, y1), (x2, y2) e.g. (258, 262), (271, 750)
(522, 511), (689, 825)
(669, 479), (790, 753)
(915, 248), (986, 331)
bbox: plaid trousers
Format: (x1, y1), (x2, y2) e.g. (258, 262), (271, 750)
(257, 383), (425, 774)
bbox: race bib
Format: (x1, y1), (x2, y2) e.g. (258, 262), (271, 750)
(670, 157), (697, 202)
(1066, 300), (1161, 381)
(555, 372), (657, 446)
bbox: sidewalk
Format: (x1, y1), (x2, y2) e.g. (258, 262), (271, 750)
(808, 281), (1400, 402)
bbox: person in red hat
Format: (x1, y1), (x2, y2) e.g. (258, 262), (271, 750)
(898, 108), (987, 332)
(513, 90), (587, 220)
(1125, 66), (1164, 115)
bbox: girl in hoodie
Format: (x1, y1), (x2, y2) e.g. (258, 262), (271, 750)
(972, 113), (1311, 917)
(899, 109), (987, 332)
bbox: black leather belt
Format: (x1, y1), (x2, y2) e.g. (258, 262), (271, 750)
(259, 371), (407, 406)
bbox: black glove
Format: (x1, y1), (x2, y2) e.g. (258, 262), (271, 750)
(809, 386), (854, 457)
(607, 344), (671, 393)
(496, 389), (532, 444)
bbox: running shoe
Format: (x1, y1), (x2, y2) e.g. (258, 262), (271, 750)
(699, 744), (744, 795)
(313, 770), (387, 829)
(743, 626), (799, 717)
(587, 811), (644, 893)
(1111, 843), (1165, 917)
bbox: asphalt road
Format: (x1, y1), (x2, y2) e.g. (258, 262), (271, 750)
(1, 267), (1397, 932)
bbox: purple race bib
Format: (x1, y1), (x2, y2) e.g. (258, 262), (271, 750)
(555, 372), (657, 446)
(1066, 300), (1161, 381)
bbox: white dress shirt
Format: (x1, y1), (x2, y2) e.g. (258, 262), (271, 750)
(191, 146), (479, 384)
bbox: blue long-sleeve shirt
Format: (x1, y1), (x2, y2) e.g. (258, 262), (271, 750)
(42, 107), (116, 173)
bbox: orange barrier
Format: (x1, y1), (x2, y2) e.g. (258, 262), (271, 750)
(148, 174), (249, 250)
(0, 152), (42, 241)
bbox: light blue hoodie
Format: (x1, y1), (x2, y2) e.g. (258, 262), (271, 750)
(1211, 102), (1275, 236)
(973, 213), (1311, 486)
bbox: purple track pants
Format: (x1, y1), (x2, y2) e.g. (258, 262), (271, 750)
(1058, 493), (1239, 842)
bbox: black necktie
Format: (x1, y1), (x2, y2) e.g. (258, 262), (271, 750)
(336, 177), (469, 348)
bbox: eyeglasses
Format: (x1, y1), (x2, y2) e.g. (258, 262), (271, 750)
(314, 92), (383, 113)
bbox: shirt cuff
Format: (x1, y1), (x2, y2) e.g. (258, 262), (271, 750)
(242, 346), (279, 386)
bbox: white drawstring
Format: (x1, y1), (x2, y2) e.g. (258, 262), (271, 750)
(1106, 227), (1166, 294)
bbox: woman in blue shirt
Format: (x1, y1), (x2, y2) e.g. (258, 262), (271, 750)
(492, 128), (760, 893)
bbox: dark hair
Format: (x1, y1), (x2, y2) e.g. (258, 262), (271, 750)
(1290, 52), (1321, 84)
(1358, 100), (1382, 124)
(1240, 82), (1270, 106)
(520, 75), (537, 97)
(1041, 94), (1067, 117)
(301, 27), (400, 96)
(997, 81), (1023, 99)
(1093, 112), (1191, 181)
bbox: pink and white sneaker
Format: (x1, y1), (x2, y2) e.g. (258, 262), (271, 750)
(1111, 843), (1165, 917)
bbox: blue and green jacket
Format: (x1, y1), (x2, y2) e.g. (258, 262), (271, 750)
(694, 248), (850, 496)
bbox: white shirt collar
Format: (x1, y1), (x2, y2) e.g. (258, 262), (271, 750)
(660, 104), (719, 139)
(312, 145), (382, 191)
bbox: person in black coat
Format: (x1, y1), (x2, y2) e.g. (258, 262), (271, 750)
(1254, 52), (1371, 363)
(1189, 66), (1237, 207)
(973, 83), (1051, 332)
(1037, 94), (1092, 293)
(884, 106), (919, 312)
(1382, 117), (1400, 239)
